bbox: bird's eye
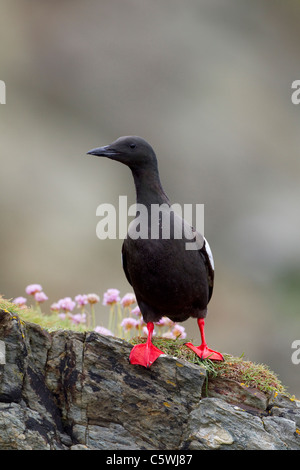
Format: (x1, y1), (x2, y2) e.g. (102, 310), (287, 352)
(130, 143), (136, 149)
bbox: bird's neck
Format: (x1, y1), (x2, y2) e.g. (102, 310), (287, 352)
(131, 165), (170, 207)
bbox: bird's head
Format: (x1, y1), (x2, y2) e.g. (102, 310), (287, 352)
(87, 136), (157, 170)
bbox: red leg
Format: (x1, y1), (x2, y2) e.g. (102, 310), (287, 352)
(129, 322), (164, 368)
(185, 318), (224, 361)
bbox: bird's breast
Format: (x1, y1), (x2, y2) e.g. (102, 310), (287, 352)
(123, 235), (209, 311)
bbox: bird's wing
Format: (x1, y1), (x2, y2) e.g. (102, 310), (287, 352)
(192, 230), (215, 302)
(121, 241), (132, 286)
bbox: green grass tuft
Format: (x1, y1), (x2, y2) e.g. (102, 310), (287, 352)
(130, 336), (288, 395)
(0, 297), (87, 332)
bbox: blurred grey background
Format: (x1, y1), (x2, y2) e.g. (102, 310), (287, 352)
(0, 0), (299, 395)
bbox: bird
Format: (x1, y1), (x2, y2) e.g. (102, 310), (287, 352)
(87, 136), (224, 367)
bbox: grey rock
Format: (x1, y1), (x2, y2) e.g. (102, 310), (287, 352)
(0, 310), (299, 450)
(205, 377), (269, 412)
(184, 398), (292, 450)
(262, 416), (299, 450)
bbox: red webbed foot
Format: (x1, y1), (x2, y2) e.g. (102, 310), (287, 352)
(185, 342), (224, 361)
(129, 342), (164, 368)
(129, 322), (164, 368)
(185, 318), (224, 362)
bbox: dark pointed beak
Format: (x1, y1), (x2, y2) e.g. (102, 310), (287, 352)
(87, 145), (120, 158)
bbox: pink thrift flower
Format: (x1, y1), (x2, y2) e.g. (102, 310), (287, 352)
(162, 317), (175, 327)
(87, 293), (100, 304)
(102, 289), (121, 305)
(94, 326), (114, 336)
(121, 317), (139, 331)
(50, 302), (60, 312)
(172, 324), (186, 339)
(25, 284), (43, 295)
(162, 331), (176, 339)
(131, 306), (141, 316)
(13, 297), (27, 306)
(71, 313), (86, 325)
(75, 294), (88, 307)
(120, 293), (136, 307)
(58, 313), (66, 320)
(34, 292), (48, 303)
(136, 317), (146, 327)
(58, 297), (76, 312)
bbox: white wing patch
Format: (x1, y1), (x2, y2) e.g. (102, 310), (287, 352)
(204, 237), (214, 270)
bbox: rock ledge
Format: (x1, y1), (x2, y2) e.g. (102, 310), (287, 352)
(0, 310), (299, 450)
